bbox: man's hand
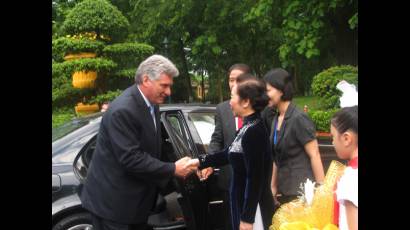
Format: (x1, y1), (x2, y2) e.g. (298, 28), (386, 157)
(196, 167), (213, 181)
(239, 221), (253, 230)
(174, 157), (198, 178)
(187, 158), (200, 168)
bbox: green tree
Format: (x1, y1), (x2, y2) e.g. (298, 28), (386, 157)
(62, 0), (130, 42)
(53, 0), (358, 107)
(311, 65), (358, 109)
(52, 0), (154, 120)
(52, 0), (82, 37)
(128, 0), (284, 102)
(234, 0), (358, 95)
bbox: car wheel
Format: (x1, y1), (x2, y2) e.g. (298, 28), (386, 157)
(53, 212), (93, 230)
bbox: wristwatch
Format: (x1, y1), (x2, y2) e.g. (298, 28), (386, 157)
(198, 154), (207, 168)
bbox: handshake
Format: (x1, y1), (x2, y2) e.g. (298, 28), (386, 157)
(174, 156), (213, 180)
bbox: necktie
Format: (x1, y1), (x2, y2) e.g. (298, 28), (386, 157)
(237, 117), (243, 130)
(149, 105), (156, 129)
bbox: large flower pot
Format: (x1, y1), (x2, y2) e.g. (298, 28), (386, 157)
(64, 52), (96, 61)
(72, 71), (97, 89)
(316, 131), (332, 137)
(75, 103), (100, 116)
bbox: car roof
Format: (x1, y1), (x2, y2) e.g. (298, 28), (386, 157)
(52, 104), (217, 164)
(160, 103), (216, 112)
(61, 104), (216, 124)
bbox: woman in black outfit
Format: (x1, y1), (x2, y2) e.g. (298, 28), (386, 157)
(263, 68), (325, 207)
(191, 75), (273, 230)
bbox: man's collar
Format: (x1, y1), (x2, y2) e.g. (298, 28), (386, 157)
(137, 85), (152, 108)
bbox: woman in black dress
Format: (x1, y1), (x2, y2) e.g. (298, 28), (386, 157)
(192, 75), (272, 230)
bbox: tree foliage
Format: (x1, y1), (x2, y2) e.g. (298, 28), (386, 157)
(102, 43), (154, 68)
(307, 109), (338, 132)
(52, 37), (105, 61)
(311, 65), (358, 109)
(124, 0), (357, 101)
(62, 0), (130, 42)
(53, 0), (358, 106)
(52, 0), (154, 116)
(89, 89), (123, 104)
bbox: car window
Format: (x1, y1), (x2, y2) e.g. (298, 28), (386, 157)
(52, 113), (103, 142)
(188, 112), (215, 146)
(165, 113), (196, 157)
(167, 116), (184, 138)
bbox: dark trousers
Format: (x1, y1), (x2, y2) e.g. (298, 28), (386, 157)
(223, 190), (233, 230)
(91, 213), (152, 230)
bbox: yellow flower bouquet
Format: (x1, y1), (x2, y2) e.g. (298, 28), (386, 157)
(270, 161), (346, 230)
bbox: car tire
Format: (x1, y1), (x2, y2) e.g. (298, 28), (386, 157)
(53, 212), (93, 230)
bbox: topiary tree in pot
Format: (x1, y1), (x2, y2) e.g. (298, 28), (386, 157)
(52, 0), (154, 117)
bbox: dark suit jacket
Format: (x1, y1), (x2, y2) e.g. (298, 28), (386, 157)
(208, 100), (236, 190)
(269, 102), (316, 196)
(80, 84), (175, 224)
(261, 106), (277, 131)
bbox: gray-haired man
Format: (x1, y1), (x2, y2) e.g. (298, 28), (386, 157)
(80, 54), (197, 230)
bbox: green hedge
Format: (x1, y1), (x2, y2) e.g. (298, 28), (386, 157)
(52, 57), (117, 78)
(103, 43), (154, 69)
(52, 37), (105, 62)
(61, 0), (130, 42)
(52, 82), (94, 108)
(89, 89), (123, 104)
(311, 65), (358, 109)
(113, 68), (137, 79)
(307, 109), (338, 132)
(103, 43), (154, 57)
(52, 107), (76, 128)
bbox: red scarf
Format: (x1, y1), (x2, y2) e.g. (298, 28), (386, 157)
(348, 156), (358, 169)
(333, 156), (358, 225)
(237, 117), (243, 130)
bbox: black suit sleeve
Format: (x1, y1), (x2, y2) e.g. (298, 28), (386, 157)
(261, 106), (275, 130)
(294, 113), (316, 146)
(208, 105), (224, 153)
(109, 110), (175, 188)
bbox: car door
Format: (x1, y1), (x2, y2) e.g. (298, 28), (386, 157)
(184, 110), (226, 230)
(161, 110), (211, 230)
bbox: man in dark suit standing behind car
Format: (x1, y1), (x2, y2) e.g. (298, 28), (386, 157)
(80, 54), (197, 230)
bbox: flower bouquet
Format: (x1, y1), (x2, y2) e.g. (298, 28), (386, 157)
(270, 161), (346, 230)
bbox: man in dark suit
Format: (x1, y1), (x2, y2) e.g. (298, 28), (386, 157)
(80, 54), (197, 230)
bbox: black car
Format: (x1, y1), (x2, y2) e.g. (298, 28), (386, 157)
(52, 104), (339, 230)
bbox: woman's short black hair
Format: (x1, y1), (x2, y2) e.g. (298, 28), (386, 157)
(236, 75), (269, 113)
(331, 106), (358, 135)
(263, 68), (293, 101)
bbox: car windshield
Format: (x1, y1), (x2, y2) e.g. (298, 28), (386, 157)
(52, 119), (90, 142)
(188, 112), (215, 145)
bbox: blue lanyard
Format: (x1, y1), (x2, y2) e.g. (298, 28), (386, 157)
(273, 117), (278, 145)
